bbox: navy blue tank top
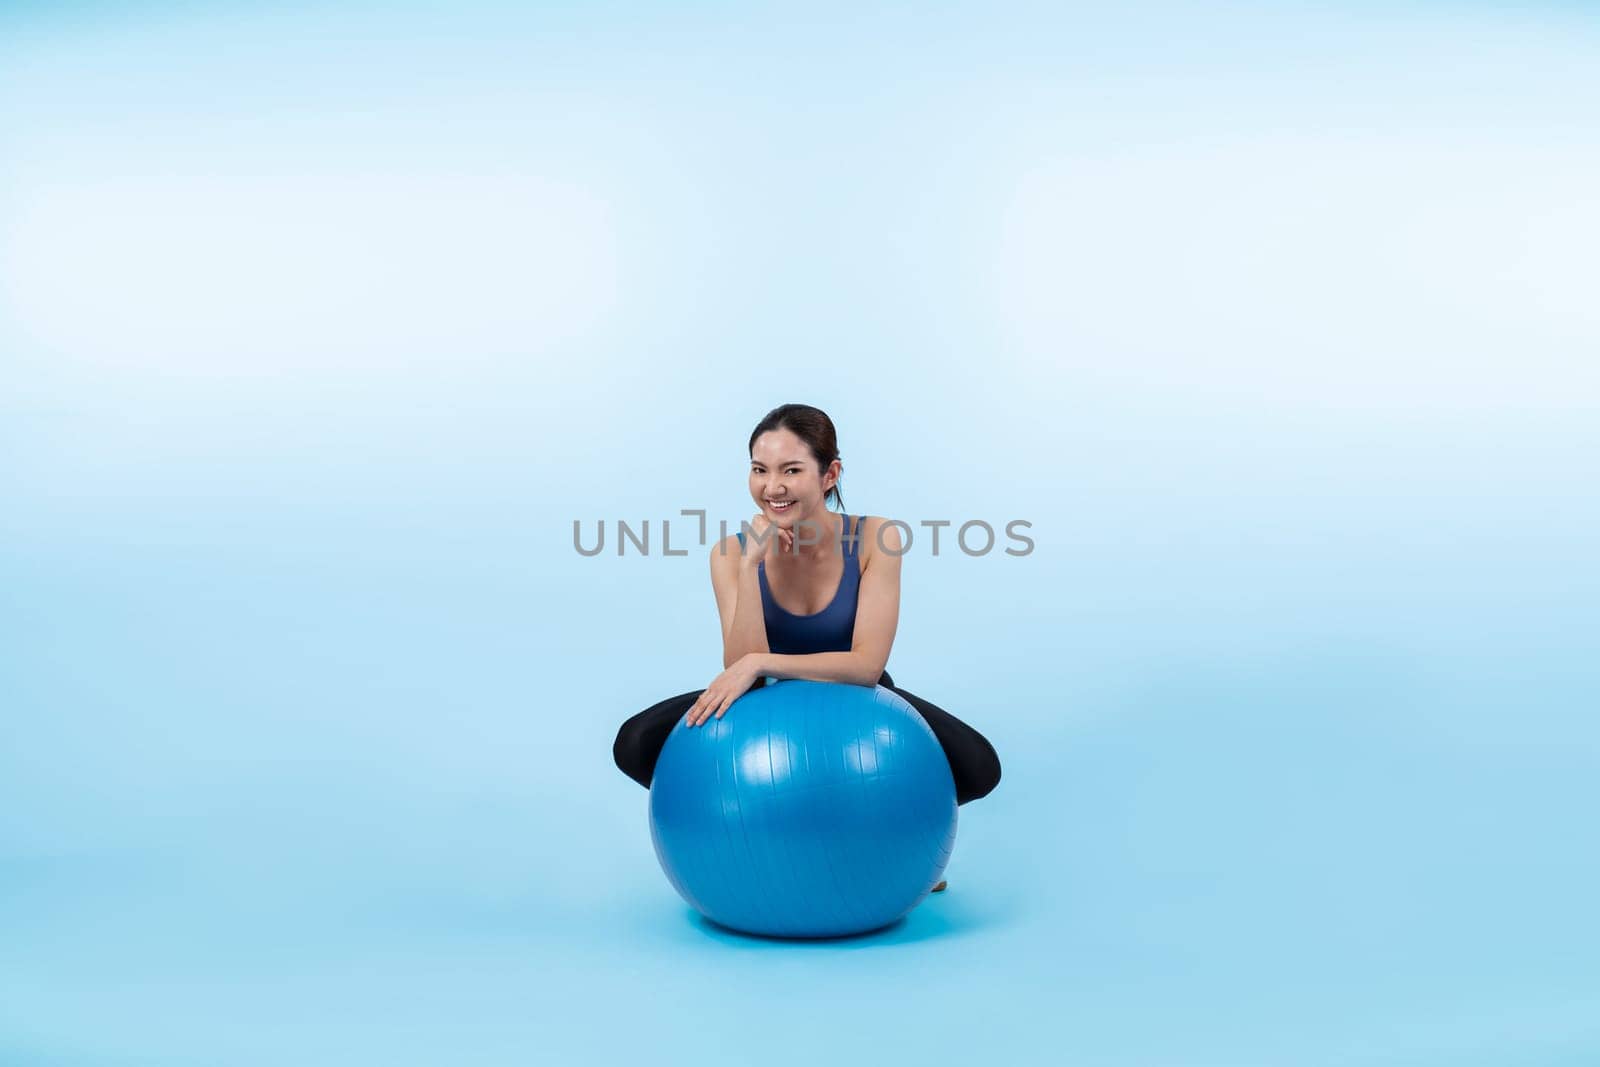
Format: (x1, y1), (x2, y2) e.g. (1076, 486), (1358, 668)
(736, 513), (863, 654)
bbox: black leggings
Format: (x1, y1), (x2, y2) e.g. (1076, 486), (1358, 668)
(612, 669), (1001, 805)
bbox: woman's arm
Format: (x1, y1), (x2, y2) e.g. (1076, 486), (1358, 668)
(752, 517), (903, 688)
(748, 651), (877, 687)
(684, 521), (904, 726)
(711, 535), (769, 668)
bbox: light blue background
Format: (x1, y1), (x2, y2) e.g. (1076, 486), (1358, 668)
(3, 2), (1598, 1063)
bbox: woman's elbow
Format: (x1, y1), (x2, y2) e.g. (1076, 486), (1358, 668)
(857, 652), (888, 685)
(725, 643), (766, 670)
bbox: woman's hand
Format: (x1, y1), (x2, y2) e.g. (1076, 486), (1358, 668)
(683, 654), (764, 727)
(740, 512), (794, 569)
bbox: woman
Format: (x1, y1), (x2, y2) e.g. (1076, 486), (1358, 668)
(612, 403), (1002, 889)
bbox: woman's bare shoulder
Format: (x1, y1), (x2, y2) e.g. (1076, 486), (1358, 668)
(710, 532), (743, 571)
(855, 515), (905, 564)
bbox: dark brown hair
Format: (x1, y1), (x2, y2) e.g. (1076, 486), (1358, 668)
(748, 403), (844, 511)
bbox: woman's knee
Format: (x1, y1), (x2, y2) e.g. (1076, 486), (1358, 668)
(970, 740), (1002, 800)
(613, 689), (701, 786)
(613, 719), (651, 785)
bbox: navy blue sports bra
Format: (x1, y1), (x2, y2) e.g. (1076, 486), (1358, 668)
(736, 513), (863, 654)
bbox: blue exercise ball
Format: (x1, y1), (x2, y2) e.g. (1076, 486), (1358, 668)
(649, 679), (957, 938)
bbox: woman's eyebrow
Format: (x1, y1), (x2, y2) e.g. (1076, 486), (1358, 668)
(751, 459), (807, 467)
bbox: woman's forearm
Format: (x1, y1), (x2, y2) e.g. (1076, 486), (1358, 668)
(723, 562), (770, 668)
(751, 651), (880, 687)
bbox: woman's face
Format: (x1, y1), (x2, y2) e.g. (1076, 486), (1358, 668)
(749, 428), (836, 529)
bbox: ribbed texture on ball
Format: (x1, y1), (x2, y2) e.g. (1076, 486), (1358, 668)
(649, 680), (958, 938)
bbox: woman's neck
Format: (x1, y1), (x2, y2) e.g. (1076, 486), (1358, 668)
(786, 510), (844, 562)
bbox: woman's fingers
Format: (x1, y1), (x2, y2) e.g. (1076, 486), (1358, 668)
(684, 688), (736, 727)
